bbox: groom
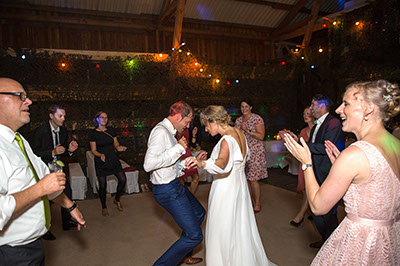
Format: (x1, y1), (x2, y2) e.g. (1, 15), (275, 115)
(144, 101), (205, 265)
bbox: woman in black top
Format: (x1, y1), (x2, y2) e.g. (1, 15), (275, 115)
(90, 111), (127, 216)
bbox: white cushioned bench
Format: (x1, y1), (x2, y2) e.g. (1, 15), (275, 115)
(68, 162), (87, 200)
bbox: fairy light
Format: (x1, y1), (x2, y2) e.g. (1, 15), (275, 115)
(318, 48), (323, 53)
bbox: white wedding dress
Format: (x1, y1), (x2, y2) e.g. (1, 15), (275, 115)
(204, 135), (275, 266)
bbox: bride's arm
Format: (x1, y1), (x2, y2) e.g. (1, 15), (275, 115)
(203, 140), (233, 176)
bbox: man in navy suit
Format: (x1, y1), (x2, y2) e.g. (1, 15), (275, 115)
(32, 105), (79, 239)
(307, 94), (345, 248)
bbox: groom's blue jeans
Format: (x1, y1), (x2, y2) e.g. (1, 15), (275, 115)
(153, 178), (205, 266)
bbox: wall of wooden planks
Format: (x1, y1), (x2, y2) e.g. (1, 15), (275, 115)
(0, 3), (274, 65)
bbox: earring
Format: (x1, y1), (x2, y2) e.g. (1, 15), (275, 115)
(364, 116), (369, 121)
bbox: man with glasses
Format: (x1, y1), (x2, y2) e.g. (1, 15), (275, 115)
(0, 78), (86, 265)
(32, 105), (79, 240)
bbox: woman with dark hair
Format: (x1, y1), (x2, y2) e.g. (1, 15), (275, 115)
(235, 99), (268, 213)
(89, 112), (127, 216)
(284, 80), (400, 265)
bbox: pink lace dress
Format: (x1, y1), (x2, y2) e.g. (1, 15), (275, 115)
(312, 141), (400, 265)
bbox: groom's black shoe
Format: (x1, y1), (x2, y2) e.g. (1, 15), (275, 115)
(180, 257), (203, 265)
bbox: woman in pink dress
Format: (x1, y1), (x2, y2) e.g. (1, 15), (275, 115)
(235, 99), (267, 213)
(284, 79), (400, 265)
(280, 107), (315, 226)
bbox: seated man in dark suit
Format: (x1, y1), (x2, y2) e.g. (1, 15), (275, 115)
(32, 105), (79, 239)
(307, 94), (346, 248)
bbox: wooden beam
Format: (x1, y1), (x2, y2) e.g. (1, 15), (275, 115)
(172, 0), (185, 49)
(232, 0), (329, 16)
(158, 0), (177, 26)
(276, 20), (326, 41)
(274, 0), (309, 31)
(302, 0), (322, 47)
(272, 17), (310, 37)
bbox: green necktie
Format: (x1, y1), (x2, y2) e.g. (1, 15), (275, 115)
(15, 133), (51, 230)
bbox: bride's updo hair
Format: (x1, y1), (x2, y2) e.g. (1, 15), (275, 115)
(200, 105), (232, 127)
(346, 79), (400, 122)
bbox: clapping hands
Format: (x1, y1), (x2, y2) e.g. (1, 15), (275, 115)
(283, 134), (312, 165)
(325, 140), (340, 164)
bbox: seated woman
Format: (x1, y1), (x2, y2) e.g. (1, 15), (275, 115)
(89, 111), (127, 216)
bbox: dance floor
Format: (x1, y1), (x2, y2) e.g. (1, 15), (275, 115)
(44, 181), (345, 266)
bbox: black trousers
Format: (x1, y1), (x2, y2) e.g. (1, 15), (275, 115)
(0, 238), (44, 266)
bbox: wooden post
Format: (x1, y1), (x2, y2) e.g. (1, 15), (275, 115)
(172, 0), (185, 50)
(155, 29), (160, 52)
(302, 0), (322, 47)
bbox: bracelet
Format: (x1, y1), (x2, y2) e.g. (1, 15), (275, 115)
(66, 202), (77, 212)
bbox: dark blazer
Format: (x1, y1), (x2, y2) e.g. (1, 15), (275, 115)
(308, 113), (345, 185)
(32, 122), (69, 165)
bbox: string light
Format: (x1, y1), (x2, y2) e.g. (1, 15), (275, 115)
(355, 21), (360, 26)
(215, 79), (220, 83)
(209, 74), (212, 77)
(21, 55), (26, 60)
(159, 54), (163, 57)
(281, 61), (285, 65)
(96, 64), (100, 68)
(301, 56), (305, 60)
(236, 80), (239, 83)
(318, 48), (323, 53)
(227, 81), (230, 85)
(200, 68), (203, 72)
(311, 65), (315, 69)
(187, 52), (191, 56)
(332, 21), (337, 25)
(194, 62), (198, 66)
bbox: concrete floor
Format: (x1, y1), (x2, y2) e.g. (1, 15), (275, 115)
(43, 168), (345, 266)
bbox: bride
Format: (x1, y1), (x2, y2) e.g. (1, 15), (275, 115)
(186, 105), (275, 266)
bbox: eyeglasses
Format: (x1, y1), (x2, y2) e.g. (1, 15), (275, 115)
(0, 92), (28, 101)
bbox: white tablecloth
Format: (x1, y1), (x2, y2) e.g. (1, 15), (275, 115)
(68, 162), (87, 200)
(86, 151), (140, 194)
(264, 140), (298, 175)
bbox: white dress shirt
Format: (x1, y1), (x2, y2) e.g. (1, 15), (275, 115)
(0, 124), (50, 246)
(50, 121), (60, 148)
(143, 118), (186, 185)
(311, 112), (329, 143)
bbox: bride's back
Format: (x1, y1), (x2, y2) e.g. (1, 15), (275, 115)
(228, 127), (247, 159)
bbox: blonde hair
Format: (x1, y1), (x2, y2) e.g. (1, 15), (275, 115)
(200, 105), (231, 127)
(346, 79), (400, 122)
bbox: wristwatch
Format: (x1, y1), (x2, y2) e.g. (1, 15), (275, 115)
(301, 163), (313, 171)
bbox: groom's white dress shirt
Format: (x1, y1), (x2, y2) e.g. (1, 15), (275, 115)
(144, 118), (187, 185)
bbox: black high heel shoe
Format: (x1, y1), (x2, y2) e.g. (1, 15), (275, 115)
(290, 218), (304, 227)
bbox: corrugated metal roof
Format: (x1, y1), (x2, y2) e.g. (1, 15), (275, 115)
(25, 0), (361, 28)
